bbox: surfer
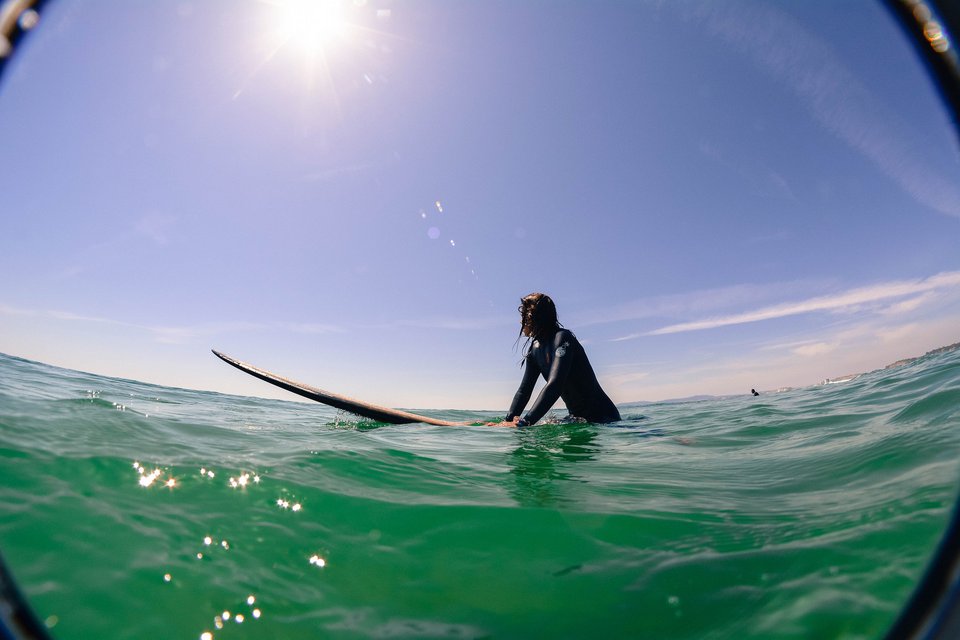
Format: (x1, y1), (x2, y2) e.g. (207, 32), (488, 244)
(498, 293), (620, 427)
(751, 388), (760, 396)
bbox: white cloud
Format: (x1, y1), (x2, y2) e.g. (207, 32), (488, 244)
(881, 292), (937, 316)
(48, 310), (118, 324)
(134, 214), (177, 246)
(280, 322), (345, 334)
(644, 271), (960, 336)
(792, 342), (836, 357)
(151, 326), (200, 344)
(606, 312), (959, 402)
(605, 370), (651, 387)
(582, 280), (804, 329)
(684, 1), (960, 218)
(0, 304), (36, 317)
(0, 303), (336, 344)
(388, 315), (510, 331)
(148, 322), (266, 344)
(875, 322), (921, 344)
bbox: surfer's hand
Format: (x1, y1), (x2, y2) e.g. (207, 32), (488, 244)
(487, 418), (519, 427)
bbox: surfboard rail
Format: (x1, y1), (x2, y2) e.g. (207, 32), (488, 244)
(212, 350), (465, 426)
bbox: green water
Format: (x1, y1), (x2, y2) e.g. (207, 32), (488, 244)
(1, 350), (958, 639)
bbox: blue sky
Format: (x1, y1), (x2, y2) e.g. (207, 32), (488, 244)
(1, 0), (958, 410)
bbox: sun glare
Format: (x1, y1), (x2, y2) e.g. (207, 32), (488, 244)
(275, 0), (350, 54)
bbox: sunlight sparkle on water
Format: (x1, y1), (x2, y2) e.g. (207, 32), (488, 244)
(277, 497), (301, 510)
(309, 554), (327, 568)
(229, 472), (253, 488)
(138, 468), (162, 488)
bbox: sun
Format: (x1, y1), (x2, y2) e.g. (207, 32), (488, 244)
(273, 0), (351, 54)
(232, 0), (368, 100)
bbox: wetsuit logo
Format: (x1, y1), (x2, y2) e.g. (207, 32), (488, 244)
(556, 342), (569, 357)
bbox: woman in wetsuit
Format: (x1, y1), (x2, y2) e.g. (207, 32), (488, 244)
(502, 293), (620, 426)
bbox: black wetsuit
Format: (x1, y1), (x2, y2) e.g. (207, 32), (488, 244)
(506, 329), (621, 425)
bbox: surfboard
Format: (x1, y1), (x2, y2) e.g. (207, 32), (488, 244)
(212, 350), (466, 426)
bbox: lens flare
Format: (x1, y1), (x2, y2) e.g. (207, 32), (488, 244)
(275, 0), (350, 54)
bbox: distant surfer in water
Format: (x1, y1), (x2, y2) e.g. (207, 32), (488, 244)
(497, 293), (620, 427)
(751, 388), (760, 396)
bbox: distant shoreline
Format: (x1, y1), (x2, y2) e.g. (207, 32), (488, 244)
(884, 342), (960, 370)
(819, 341), (960, 386)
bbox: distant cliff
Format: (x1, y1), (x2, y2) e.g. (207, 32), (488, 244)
(820, 341), (959, 386)
(884, 342), (960, 370)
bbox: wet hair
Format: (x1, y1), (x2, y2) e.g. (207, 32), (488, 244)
(515, 293), (563, 360)
(520, 293), (558, 337)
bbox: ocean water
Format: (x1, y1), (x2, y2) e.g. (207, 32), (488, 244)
(0, 350), (959, 640)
